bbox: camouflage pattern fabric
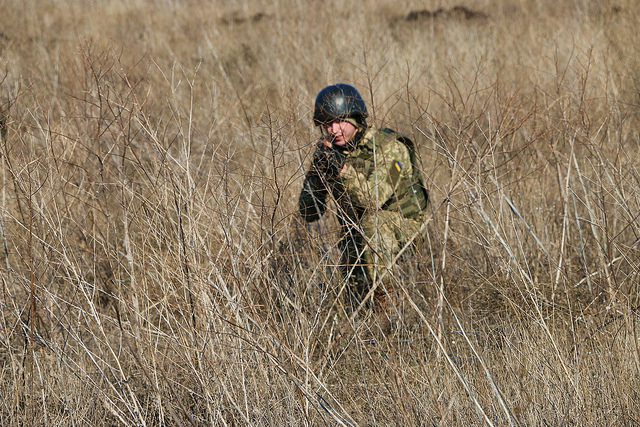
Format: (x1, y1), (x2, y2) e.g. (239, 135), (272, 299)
(340, 128), (413, 210)
(360, 209), (423, 284)
(299, 127), (427, 302)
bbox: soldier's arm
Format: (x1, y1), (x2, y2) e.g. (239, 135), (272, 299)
(341, 139), (411, 210)
(299, 170), (329, 222)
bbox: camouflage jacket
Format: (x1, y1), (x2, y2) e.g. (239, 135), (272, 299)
(299, 127), (428, 225)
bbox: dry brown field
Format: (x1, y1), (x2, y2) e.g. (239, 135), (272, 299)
(1, 0), (640, 425)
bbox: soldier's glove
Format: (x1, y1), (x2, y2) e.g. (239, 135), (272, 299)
(326, 148), (345, 178)
(312, 139), (345, 179)
(312, 141), (330, 174)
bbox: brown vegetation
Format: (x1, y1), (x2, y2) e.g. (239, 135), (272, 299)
(405, 6), (488, 21)
(1, 0), (639, 425)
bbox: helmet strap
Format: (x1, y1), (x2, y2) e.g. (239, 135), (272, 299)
(346, 128), (365, 151)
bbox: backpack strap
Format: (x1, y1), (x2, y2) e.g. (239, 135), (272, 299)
(381, 129), (429, 215)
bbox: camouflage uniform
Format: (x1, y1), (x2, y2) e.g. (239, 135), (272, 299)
(299, 126), (428, 303)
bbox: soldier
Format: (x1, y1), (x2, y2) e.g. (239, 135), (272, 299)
(299, 83), (428, 309)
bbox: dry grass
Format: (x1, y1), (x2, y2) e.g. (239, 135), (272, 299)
(1, 0), (639, 425)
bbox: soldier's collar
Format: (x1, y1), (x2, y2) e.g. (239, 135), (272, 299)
(353, 128), (377, 149)
(362, 127), (376, 141)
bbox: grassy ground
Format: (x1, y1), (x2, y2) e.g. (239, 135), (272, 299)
(1, 0), (639, 425)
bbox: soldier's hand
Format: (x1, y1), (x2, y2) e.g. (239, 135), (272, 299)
(325, 148), (345, 178)
(319, 135), (334, 149)
(312, 136), (345, 178)
(312, 140), (331, 174)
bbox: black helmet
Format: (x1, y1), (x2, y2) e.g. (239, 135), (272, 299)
(313, 83), (368, 126)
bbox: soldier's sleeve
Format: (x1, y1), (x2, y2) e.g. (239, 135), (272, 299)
(299, 170), (329, 222)
(341, 138), (411, 210)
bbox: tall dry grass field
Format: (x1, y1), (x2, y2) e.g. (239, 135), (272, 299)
(1, 0), (639, 424)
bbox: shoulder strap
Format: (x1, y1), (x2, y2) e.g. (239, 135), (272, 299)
(381, 128), (429, 213)
(380, 128), (415, 154)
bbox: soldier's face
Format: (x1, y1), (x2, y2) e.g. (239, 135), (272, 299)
(325, 120), (358, 146)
